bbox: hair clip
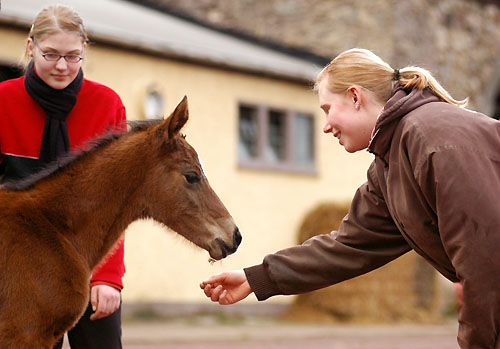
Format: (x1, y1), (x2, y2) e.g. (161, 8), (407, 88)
(393, 68), (400, 81)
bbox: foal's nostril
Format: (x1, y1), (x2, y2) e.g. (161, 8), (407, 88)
(233, 227), (242, 248)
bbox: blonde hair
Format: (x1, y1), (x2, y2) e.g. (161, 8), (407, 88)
(22, 4), (88, 67)
(315, 48), (468, 108)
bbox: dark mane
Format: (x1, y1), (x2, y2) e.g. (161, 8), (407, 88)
(3, 119), (163, 192)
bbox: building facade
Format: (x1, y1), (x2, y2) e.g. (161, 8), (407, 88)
(0, 0), (373, 309)
(142, 0), (500, 119)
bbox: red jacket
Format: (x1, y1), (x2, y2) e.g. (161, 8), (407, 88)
(0, 76), (126, 290)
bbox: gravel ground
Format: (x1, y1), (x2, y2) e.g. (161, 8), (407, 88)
(118, 320), (459, 349)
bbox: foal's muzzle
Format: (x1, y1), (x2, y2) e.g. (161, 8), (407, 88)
(216, 227), (242, 259)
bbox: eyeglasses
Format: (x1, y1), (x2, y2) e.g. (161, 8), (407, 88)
(33, 40), (83, 63)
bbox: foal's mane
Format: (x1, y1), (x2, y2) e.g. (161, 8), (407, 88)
(3, 120), (162, 192)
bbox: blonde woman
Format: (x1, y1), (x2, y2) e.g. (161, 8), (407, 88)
(0, 5), (125, 348)
(201, 48), (500, 348)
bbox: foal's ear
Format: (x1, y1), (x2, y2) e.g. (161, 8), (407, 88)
(164, 96), (189, 139)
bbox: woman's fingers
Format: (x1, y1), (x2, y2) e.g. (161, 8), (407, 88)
(210, 285), (224, 302)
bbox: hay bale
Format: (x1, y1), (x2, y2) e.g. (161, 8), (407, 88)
(286, 202), (442, 324)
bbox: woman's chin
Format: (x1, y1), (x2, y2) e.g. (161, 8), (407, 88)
(46, 77), (72, 90)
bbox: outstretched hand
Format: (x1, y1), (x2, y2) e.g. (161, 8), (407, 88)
(200, 270), (252, 305)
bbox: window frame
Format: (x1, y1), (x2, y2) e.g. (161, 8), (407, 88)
(237, 101), (317, 175)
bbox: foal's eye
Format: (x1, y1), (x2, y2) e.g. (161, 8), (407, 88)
(184, 174), (200, 184)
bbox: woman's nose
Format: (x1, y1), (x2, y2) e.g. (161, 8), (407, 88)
(323, 122), (332, 134)
(55, 58), (68, 70)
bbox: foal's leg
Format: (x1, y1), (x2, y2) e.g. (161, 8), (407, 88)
(0, 259), (90, 347)
(0, 224), (91, 347)
(0, 323), (60, 349)
(0, 303), (86, 349)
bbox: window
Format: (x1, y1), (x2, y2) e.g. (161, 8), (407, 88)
(293, 113), (314, 165)
(0, 63), (22, 181)
(266, 109), (286, 162)
(0, 64), (22, 83)
(238, 103), (315, 174)
(238, 105), (259, 161)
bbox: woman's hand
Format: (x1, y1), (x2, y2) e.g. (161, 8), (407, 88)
(90, 284), (121, 320)
(200, 270), (252, 305)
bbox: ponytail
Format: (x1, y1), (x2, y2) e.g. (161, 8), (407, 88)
(397, 66), (468, 107)
(316, 48), (468, 108)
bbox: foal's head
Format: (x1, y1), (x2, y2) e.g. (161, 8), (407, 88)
(141, 96), (241, 260)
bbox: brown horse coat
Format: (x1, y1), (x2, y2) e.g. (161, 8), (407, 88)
(0, 97), (241, 348)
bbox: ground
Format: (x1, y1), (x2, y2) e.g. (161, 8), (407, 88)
(62, 313), (459, 349)
(120, 320), (459, 349)
(60, 312), (458, 348)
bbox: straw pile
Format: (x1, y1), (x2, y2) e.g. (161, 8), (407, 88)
(285, 202), (442, 324)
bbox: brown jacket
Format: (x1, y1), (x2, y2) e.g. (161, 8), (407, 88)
(245, 86), (500, 348)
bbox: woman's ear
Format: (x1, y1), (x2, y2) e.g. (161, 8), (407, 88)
(26, 38), (34, 57)
(348, 86), (361, 110)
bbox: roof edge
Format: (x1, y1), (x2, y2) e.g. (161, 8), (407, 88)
(121, 0), (331, 67)
(0, 22), (316, 86)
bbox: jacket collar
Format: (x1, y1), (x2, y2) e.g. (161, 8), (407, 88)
(368, 84), (441, 161)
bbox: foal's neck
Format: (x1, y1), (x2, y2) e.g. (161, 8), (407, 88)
(36, 134), (149, 271)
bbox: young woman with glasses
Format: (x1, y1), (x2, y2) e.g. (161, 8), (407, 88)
(0, 5), (125, 348)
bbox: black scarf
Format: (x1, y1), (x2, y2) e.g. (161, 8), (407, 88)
(24, 60), (84, 164)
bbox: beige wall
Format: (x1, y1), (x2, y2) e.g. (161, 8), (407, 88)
(0, 26), (373, 305)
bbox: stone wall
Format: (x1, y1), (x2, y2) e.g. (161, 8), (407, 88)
(140, 0), (500, 117)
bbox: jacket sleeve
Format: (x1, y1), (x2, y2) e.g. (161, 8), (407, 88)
(417, 146), (500, 348)
(91, 238), (125, 290)
(90, 99), (127, 291)
(115, 103), (127, 132)
(245, 161), (411, 300)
